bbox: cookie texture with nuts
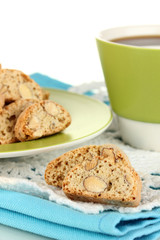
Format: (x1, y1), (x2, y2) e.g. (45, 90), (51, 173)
(14, 100), (71, 141)
(45, 144), (131, 188)
(0, 69), (45, 110)
(45, 144), (130, 187)
(62, 145), (142, 207)
(0, 99), (38, 144)
(45, 145), (101, 188)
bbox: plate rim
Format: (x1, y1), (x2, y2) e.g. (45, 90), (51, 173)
(0, 88), (112, 158)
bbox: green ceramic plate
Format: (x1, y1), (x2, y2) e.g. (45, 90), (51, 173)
(0, 88), (112, 158)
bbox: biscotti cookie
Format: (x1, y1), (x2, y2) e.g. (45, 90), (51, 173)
(62, 145), (142, 207)
(0, 69), (44, 109)
(45, 144), (131, 188)
(0, 99), (38, 144)
(15, 100), (71, 141)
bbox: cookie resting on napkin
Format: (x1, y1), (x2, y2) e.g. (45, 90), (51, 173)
(45, 144), (142, 207)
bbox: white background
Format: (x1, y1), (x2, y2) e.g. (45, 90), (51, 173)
(0, 0), (160, 86)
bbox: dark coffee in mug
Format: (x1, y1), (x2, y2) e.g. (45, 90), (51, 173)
(111, 35), (160, 47)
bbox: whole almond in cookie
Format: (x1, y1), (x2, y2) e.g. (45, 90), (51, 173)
(19, 83), (33, 99)
(83, 176), (107, 193)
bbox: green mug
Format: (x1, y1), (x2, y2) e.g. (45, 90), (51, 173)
(96, 25), (160, 151)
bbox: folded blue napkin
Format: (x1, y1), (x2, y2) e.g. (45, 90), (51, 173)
(0, 189), (160, 240)
(0, 73), (159, 240)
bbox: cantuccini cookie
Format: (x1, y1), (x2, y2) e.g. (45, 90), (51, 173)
(45, 144), (131, 188)
(0, 99), (38, 144)
(15, 100), (71, 142)
(62, 145), (142, 207)
(0, 69), (44, 110)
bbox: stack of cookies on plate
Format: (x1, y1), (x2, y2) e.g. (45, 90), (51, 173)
(0, 65), (71, 145)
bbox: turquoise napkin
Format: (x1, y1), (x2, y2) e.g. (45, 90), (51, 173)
(0, 73), (159, 240)
(0, 189), (160, 240)
(30, 73), (72, 90)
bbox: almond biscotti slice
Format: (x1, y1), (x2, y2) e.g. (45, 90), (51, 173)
(62, 146), (142, 207)
(45, 144), (131, 188)
(14, 100), (71, 142)
(0, 69), (44, 109)
(0, 99), (38, 144)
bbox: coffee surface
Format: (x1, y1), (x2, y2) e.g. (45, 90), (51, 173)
(111, 35), (160, 47)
